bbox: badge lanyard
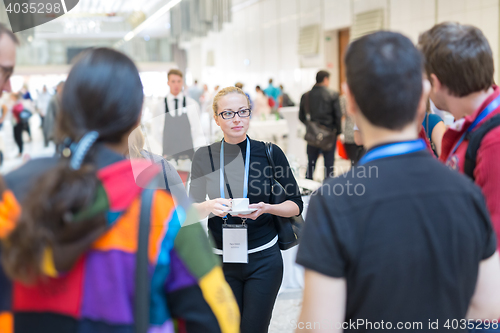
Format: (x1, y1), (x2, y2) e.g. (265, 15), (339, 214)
(446, 94), (500, 164)
(220, 138), (251, 264)
(220, 137), (251, 222)
(358, 139), (428, 165)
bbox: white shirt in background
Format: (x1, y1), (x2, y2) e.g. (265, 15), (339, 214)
(162, 92), (206, 149)
(36, 91), (52, 117)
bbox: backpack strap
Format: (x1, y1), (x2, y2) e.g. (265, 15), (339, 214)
(135, 188), (154, 333)
(160, 160), (171, 193)
(464, 114), (500, 180)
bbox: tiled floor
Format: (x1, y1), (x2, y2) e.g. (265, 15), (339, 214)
(0, 116), (56, 174)
(269, 290), (303, 333)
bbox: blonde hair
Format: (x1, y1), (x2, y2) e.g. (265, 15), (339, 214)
(128, 127), (145, 159)
(212, 86), (251, 116)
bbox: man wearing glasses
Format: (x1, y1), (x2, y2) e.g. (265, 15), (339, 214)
(0, 22), (18, 333)
(0, 24), (18, 97)
(0, 24), (18, 166)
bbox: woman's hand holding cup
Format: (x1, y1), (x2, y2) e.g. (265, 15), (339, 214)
(210, 198), (232, 217)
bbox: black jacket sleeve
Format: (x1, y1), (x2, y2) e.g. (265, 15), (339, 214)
(298, 93), (307, 125)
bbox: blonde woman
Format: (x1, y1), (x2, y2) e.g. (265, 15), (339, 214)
(189, 86), (303, 333)
(128, 127), (187, 201)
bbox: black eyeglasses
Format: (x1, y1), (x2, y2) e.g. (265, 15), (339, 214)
(218, 108), (251, 119)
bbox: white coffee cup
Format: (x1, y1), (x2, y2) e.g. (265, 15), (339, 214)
(232, 198), (249, 211)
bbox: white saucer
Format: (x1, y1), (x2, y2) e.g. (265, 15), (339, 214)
(229, 208), (257, 215)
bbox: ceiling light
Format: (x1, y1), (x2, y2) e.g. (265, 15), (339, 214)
(121, 0), (182, 44)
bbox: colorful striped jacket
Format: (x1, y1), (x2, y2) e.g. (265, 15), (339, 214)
(0, 146), (240, 333)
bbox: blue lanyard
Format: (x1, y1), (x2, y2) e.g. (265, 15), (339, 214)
(447, 94), (500, 161)
(358, 139), (428, 165)
(220, 137), (251, 199)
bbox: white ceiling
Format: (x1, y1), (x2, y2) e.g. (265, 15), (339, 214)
(31, 0), (246, 41)
(33, 0), (173, 39)
(72, 0), (166, 16)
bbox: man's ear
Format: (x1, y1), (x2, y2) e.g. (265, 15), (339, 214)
(416, 78), (431, 123)
(429, 74), (442, 94)
(342, 82), (357, 118)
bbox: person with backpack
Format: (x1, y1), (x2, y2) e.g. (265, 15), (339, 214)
(0, 48), (239, 333)
(296, 30), (500, 333)
(419, 23), (500, 253)
(10, 92), (32, 157)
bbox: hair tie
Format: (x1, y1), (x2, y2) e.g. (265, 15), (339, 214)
(69, 131), (99, 170)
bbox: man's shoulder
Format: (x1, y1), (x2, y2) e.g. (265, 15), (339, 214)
(319, 153), (479, 199)
(478, 121), (500, 150)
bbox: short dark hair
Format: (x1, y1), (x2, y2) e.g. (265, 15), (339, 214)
(0, 24), (19, 45)
(268, 78), (273, 84)
(316, 71), (330, 84)
(345, 31), (423, 130)
(168, 69), (183, 79)
(419, 22), (493, 97)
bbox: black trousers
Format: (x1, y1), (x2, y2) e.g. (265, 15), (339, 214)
(221, 243), (283, 333)
(306, 144), (336, 179)
(25, 122), (31, 138)
(13, 123), (24, 154)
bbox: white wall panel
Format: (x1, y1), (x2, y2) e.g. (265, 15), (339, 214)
(353, 0), (387, 14)
(187, 0), (500, 102)
(324, 0), (352, 30)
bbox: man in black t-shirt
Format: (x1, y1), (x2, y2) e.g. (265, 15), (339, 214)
(296, 31), (500, 332)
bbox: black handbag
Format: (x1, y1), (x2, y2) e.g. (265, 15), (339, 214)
(303, 92), (337, 151)
(264, 142), (304, 250)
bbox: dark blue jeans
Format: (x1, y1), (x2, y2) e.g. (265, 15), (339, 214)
(306, 144), (336, 179)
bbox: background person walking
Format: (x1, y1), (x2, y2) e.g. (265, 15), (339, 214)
(299, 70), (342, 179)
